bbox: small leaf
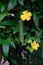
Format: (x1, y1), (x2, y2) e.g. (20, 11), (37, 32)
(25, 39), (32, 43)
(2, 44), (9, 57)
(26, 46), (34, 53)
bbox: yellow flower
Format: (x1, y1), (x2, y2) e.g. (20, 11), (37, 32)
(20, 14), (26, 21)
(31, 41), (39, 50)
(22, 10), (28, 14)
(26, 13), (31, 21)
(27, 12), (32, 16)
(20, 10), (32, 21)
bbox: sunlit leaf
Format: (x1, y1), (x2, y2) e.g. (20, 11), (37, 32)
(26, 46), (34, 53)
(1, 3), (6, 12)
(2, 44), (9, 57)
(18, 0), (24, 6)
(7, 0), (17, 10)
(0, 12), (8, 21)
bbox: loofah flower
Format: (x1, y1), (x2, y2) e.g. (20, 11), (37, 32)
(20, 10), (32, 21)
(31, 41), (40, 50)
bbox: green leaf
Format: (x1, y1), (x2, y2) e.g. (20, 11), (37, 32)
(0, 39), (3, 44)
(31, 28), (42, 37)
(1, 39), (8, 45)
(12, 26), (19, 34)
(0, 25), (5, 28)
(38, 0), (43, 9)
(34, 35), (40, 42)
(4, 29), (11, 33)
(1, 3), (6, 12)
(25, 39), (32, 43)
(31, 0), (36, 2)
(0, 12), (8, 21)
(3, 20), (15, 26)
(18, 0), (24, 6)
(29, 35), (40, 43)
(10, 42), (15, 48)
(7, 0), (17, 10)
(1, 38), (15, 48)
(35, 30), (42, 37)
(14, 36), (20, 43)
(7, 38), (15, 48)
(33, 13), (39, 27)
(0, 22), (5, 28)
(26, 46), (34, 53)
(2, 44), (9, 57)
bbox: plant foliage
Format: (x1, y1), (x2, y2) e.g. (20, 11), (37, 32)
(0, 0), (43, 65)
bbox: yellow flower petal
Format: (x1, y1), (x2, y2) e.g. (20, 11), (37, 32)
(37, 43), (40, 47)
(31, 41), (39, 50)
(22, 10), (28, 15)
(26, 13), (31, 21)
(20, 15), (26, 21)
(26, 16), (31, 21)
(20, 10), (32, 21)
(34, 47), (38, 50)
(27, 12), (32, 16)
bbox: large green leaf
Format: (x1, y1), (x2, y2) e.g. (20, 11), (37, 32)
(0, 12), (8, 21)
(35, 29), (42, 37)
(0, 25), (5, 28)
(33, 13), (39, 27)
(18, 0), (24, 6)
(2, 44), (9, 57)
(7, 38), (15, 48)
(1, 3), (6, 12)
(1, 38), (15, 48)
(7, 0), (17, 10)
(31, 0), (36, 2)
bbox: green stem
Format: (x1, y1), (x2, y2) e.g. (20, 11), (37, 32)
(19, 20), (24, 44)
